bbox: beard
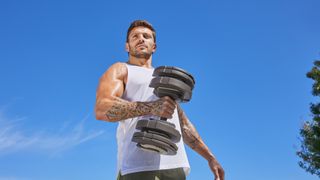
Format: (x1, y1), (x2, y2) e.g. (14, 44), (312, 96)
(128, 46), (152, 59)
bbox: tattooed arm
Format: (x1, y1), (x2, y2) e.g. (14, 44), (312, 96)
(177, 104), (225, 180)
(95, 62), (176, 122)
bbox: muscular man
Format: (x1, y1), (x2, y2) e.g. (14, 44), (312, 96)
(95, 20), (224, 180)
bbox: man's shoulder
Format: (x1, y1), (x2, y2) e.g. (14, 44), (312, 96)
(103, 61), (128, 79)
(109, 61), (127, 69)
(106, 61), (127, 72)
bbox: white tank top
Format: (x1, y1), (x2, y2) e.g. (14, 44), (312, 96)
(116, 63), (190, 176)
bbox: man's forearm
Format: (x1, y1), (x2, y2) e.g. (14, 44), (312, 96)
(105, 98), (152, 121)
(177, 106), (217, 161)
(96, 97), (162, 122)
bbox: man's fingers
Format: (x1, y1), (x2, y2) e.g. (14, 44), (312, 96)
(163, 96), (176, 107)
(158, 108), (173, 119)
(164, 101), (176, 110)
(219, 167), (225, 180)
(221, 172), (225, 180)
(154, 96), (177, 118)
(213, 168), (220, 180)
(161, 96), (176, 113)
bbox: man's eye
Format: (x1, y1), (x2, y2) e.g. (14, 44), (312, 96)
(131, 35), (137, 39)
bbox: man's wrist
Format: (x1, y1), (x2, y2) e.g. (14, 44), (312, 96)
(206, 153), (217, 162)
(135, 101), (154, 116)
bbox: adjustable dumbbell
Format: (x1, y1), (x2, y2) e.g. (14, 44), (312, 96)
(132, 66), (195, 155)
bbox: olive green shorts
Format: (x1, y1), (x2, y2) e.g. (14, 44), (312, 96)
(117, 168), (186, 180)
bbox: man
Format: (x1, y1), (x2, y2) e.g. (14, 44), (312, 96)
(95, 20), (224, 180)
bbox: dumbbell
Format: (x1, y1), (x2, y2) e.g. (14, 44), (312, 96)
(132, 66), (195, 155)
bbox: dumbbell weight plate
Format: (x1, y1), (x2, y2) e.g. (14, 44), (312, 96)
(153, 66), (195, 90)
(132, 131), (178, 155)
(137, 143), (167, 154)
(149, 77), (192, 102)
(153, 87), (182, 102)
(136, 120), (181, 142)
(153, 87), (192, 103)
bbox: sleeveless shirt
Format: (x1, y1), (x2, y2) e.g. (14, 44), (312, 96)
(116, 63), (190, 176)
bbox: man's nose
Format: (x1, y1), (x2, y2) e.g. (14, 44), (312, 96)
(137, 38), (144, 44)
(137, 35), (145, 42)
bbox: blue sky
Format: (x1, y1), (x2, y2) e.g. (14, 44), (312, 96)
(0, 0), (319, 179)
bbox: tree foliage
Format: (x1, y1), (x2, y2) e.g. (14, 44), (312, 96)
(297, 60), (320, 177)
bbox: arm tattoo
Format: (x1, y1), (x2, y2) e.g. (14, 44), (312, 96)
(105, 98), (136, 120)
(105, 98), (163, 121)
(182, 126), (201, 149)
(177, 105), (201, 150)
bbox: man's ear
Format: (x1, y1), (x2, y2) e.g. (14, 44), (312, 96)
(152, 43), (157, 53)
(125, 43), (129, 52)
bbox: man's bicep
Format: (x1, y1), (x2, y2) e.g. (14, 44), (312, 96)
(96, 64), (125, 100)
(97, 74), (124, 100)
(95, 64), (127, 121)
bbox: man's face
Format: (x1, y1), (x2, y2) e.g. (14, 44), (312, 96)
(126, 26), (156, 59)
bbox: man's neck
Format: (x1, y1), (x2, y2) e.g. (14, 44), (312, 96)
(127, 56), (153, 69)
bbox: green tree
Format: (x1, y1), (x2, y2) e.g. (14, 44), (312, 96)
(297, 60), (320, 177)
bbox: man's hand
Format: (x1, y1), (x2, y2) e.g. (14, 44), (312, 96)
(208, 158), (225, 180)
(150, 96), (176, 119)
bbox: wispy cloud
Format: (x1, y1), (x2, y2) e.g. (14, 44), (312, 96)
(0, 176), (30, 180)
(0, 107), (104, 156)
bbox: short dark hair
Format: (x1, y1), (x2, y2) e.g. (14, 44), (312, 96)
(126, 20), (156, 43)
